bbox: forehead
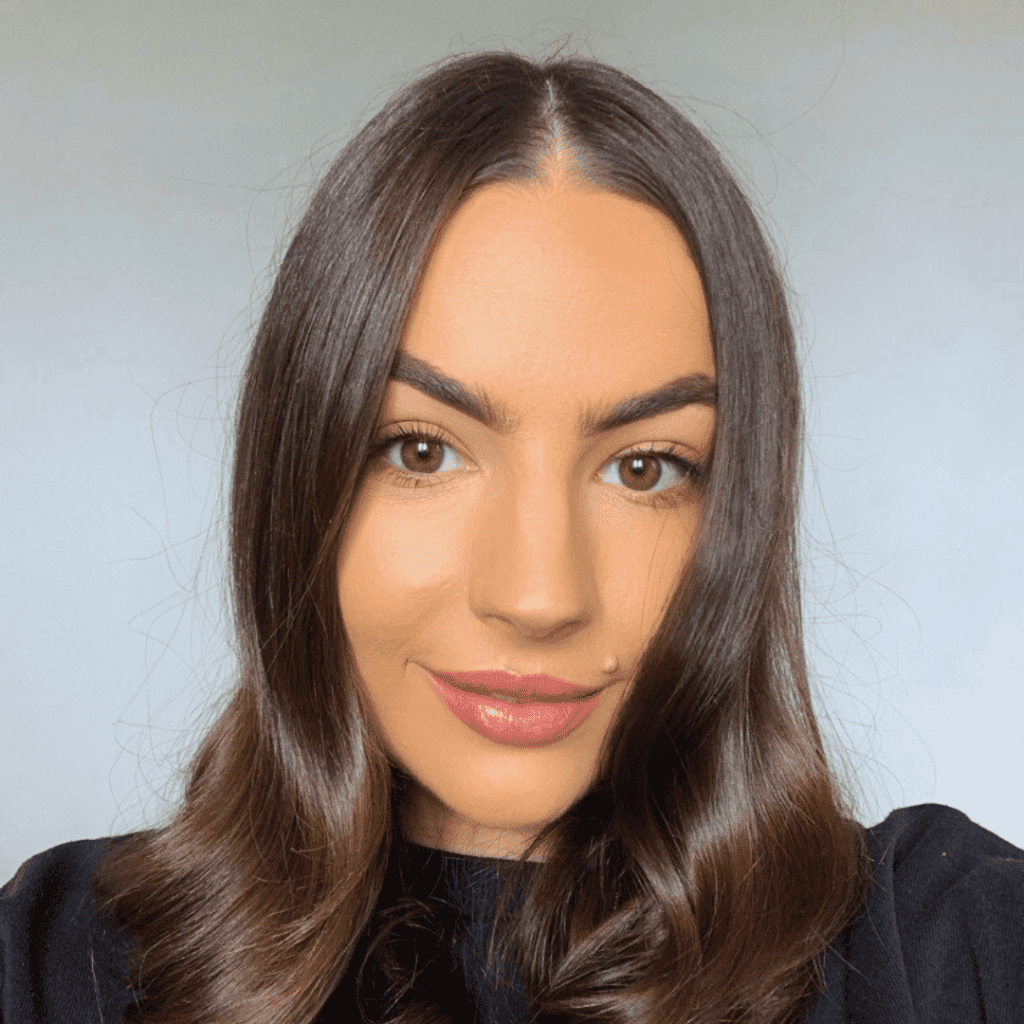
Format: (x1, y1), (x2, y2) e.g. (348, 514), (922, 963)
(399, 181), (714, 409)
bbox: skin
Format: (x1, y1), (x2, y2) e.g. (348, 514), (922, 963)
(337, 168), (715, 861)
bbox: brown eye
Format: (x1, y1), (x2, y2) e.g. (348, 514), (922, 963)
(599, 449), (699, 503)
(398, 437), (446, 474)
(375, 431), (462, 478)
(618, 455), (663, 491)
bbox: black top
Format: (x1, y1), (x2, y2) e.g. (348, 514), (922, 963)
(2, 803), (1022, 1023)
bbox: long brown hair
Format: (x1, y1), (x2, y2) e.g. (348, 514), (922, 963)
(92, 46), (872, 1024)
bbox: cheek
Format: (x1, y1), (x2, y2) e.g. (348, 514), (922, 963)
(336, 489), (466, 649)
(597, 500), (702, 638)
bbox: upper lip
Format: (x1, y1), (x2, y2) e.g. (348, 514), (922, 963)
(432, 669), (604, 704)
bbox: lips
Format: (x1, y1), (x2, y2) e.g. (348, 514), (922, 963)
(426, 669), (602, 747)
(433, 669), (602, 704)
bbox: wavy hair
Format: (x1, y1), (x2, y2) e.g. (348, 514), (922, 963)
(92, 47), (872, 1024)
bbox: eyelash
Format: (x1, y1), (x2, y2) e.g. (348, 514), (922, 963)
(369, 421), (705, 510)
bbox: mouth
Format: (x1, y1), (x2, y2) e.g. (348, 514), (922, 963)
(431, 668), (604, 704)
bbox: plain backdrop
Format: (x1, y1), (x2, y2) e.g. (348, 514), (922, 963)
(2, 0), (1022, 881)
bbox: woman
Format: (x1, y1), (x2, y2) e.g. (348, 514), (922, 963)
(2, 49), (1021, 1024)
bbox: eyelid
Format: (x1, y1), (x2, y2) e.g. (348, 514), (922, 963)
(373, 421), (700, 462)
(373, 420), (468, 459)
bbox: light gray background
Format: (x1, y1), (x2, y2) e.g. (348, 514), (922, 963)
(2, 0), (1022, 881)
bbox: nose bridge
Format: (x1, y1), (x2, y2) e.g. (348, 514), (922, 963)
(469, 452), (594, 635)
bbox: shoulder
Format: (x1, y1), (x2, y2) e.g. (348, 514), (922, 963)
(868, 802), (1024, 933)
(2, 836), (117, 903)
(0, 836), (125, 939)
(1, 835), (137, 1024)
(808, 803), (1024, 1024)
(868, 801), (1022, 866)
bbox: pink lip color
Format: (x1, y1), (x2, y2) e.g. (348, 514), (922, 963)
(437, 669), (601, 702)
(427, 670), (601, 748)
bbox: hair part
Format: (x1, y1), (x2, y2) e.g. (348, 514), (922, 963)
(93, 46), (872, 1024)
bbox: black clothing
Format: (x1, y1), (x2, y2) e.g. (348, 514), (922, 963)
(2, 803), (1022, 1022)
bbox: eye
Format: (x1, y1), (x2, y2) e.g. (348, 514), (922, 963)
(599, 448), (701, 498)
(377, 429), (462, 478)
(370, 423), (462, 487)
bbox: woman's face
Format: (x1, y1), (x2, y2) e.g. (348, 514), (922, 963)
(337, 175), (715, 860)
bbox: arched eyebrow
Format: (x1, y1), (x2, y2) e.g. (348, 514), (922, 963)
(388, 353), (716, 438)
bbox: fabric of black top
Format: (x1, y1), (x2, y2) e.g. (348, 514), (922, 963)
(1, 803), (1022, 1023)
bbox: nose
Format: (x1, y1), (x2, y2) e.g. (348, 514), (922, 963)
(468, 471), (594, 642)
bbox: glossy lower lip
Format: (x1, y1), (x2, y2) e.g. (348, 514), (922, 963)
(427, 670), (600, 748)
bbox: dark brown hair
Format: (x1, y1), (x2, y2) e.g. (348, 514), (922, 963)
(92, 47), (872, 1024)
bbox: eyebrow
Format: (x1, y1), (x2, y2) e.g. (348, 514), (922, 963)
(388, 352), (716, 438)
